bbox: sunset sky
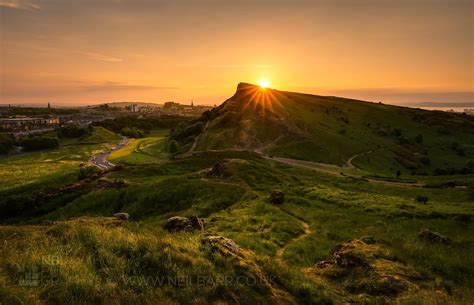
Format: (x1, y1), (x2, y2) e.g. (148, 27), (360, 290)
(0, 0), (472, 106)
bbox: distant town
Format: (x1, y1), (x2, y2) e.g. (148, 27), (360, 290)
(0, 101), (213, 135)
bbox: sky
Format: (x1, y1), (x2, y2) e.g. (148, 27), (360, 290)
(0, 0), (472, 106)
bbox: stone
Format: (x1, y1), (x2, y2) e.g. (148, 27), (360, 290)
(200, 234), (240, 255)
(163, 216), (203, 232)
(269, 190), (284, 204)
(418, 228), (452, 245)
(113, 212), (129, 221)
(205, 161), (227, 178)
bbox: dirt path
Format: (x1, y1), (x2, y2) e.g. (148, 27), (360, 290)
(256, 151), (423, 188)
(346, 150), (372, 169)
(178, 121), (210, 158)
(345, 148), (386, 169)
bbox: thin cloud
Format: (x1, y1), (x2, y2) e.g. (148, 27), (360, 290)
(0, 81), (179, 98)
(79, 52), (123, 63)
(0, 0), (39, 11)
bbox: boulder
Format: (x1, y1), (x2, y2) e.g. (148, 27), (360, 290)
(200, 234), (240, 256)
(418, 228), (452, 245)
(163, 216), (203, 232)
(269, 190), (284, 204)
(113, 212), (129, 221)
(204, 161), (228, 179)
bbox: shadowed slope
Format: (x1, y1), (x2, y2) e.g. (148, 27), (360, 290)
(192, 83), (474, 176)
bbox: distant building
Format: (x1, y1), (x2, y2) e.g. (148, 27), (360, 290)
(125, 103), (139, 112)
(464, 108), (474, 116)
(0, 117), (59, 132)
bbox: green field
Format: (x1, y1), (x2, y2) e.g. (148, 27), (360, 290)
(108, 129), (169, 164)
(1, 87), (473, 304)
(1, 146), (473, 304)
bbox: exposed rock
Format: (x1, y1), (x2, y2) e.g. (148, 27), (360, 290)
(163, 216), (203, 232)
(204, 161), (229, 179)
(113, 212), (129, 221)
(189, 215), (204, 231)
(199, 233), (288, 300)
(200, 234), (240, 256)
(418, 228), (452, 245)
(269, 190), (284, 205)
(332, 241), (371, 269)
(308, 240), (415, 298)
(97, 178), (127, 189)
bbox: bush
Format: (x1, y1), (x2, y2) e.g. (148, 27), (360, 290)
(170, 121), (204, 141)
(0, 133), (14, 154)
(415, 195), (429, 204)
(20, 135), (59, 151)
(120, 127), (145, 138)
(168, 140), (179, 154)
(94, 115), (191, 133)
(58, 125), (91, 138)
(78, 165), (101, 180)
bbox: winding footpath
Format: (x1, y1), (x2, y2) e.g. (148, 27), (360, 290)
(276, 221), (312, 260)
(90, 136), (129, 170)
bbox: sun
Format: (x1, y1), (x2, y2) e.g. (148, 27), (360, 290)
(258, 79), (270, 88)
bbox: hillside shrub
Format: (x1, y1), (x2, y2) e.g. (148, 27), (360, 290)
(58, 125), (91, 138)
(0, 133), (14, 154)
(20, 135), (59, 151)
(169, 140), (179, 154)
(120, 127), (145, 138)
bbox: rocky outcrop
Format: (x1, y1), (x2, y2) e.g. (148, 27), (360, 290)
(269, 190), (284, 204)
(163, 216), (204, 232)
(113, 212), (129, 221)
(310, 239), (412, 297)
(204, 161), (231, 179)
(97, 178), (127, 189)
(418, 228), (452, 245)
(200, 234), (240, 256)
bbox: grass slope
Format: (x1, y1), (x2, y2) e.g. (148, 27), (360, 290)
(1, 149), (473, 304)
(194, 83), (474, 177)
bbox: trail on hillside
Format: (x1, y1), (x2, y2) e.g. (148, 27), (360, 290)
(178, 121), (210, 158)
(345, 148), (386, 169)
(259, 153), (423, 188)
(275, 221), (312, 260)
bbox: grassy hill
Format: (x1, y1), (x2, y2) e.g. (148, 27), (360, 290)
(190, 83), (474, 177)
(1, 150), (473, 304)
(1, 85), (474, 304)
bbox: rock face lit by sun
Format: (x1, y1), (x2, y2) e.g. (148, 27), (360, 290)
(259, 80), (270, 88)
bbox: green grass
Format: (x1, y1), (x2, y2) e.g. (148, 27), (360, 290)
(1, 94), (473, 303)
(2, 149), (470, 303)
(194, 84), (474, 177)
(108, 129), (169, 164)
(0, 127), (121, 222)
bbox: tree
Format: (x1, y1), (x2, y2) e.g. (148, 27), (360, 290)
(20, 135), (59, 151)
(0, 133), (14, 154)
(416, 195), (429, 204)
(169, 140), (179, 154)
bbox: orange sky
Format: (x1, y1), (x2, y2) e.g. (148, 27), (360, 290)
(0, 0), (472, 106)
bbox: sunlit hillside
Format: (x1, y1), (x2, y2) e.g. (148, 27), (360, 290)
(191, 83), (474, 177)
